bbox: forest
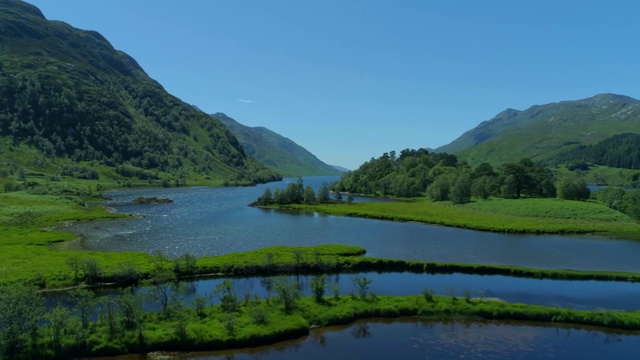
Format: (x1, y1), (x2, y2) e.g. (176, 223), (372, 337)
(555, 133), (640, 170)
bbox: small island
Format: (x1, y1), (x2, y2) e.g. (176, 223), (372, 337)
(132, 196), (174, 205)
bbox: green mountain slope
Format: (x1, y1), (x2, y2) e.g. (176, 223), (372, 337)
(213, 113), (341, 177)
(0, 0), (280, 185)
(436, 94), (640, 166)
(555, 133), (640, 170)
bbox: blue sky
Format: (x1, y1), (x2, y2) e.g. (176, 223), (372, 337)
(25, 0), (640, 170)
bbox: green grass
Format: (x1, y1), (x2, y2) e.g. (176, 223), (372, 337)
(0, 191), (157, 287)
(286, 197), (640, 234)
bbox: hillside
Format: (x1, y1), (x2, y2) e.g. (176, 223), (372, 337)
(0, 0), (280, 185)
(436, 94), (640, 166)
(213, 113), (341, 177)
(555, 133), (640, 170)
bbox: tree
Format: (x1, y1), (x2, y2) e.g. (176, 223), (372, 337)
(557, 176), (590, 200)
(303, 185), (316, 204)
(82, 258), (103, 284)
(318, 182), (331, 203)
(214, 280), (239, 313)
(47, 305), (70, 351)
(594, 187), (625, 209)
(352, 276), (372, 300)
(334, 189), (342, 201)
(69, 288), (97, 332)
(274, 277), (300, 313)
(67, 256), (82, 285)
(144, 269), (185, 319)
(173, 253), (197, 275)
(428, 174), (453, 201)
(116, 288), (145, 342)
(0, 284), (45, 355)
(99, 295), (122, 340)
(346, 192), (354, 203)
(256, 188), (273, 206)
(311, 274), (327, 303)
(471, 176), (497, 200)
(450, 173), (472, 204)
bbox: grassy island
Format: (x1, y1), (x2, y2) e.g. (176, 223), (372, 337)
(282, 197), (640, 235)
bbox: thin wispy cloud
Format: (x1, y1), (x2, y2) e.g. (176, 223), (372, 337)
(238, 99), (255, 104)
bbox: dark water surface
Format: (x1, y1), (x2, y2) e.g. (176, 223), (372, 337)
(65, 177), (640, 272)
(107, 319), (640, 360)
(200, 319), (640, 360)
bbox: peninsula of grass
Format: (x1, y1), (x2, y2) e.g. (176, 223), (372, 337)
(23, 294), (640, 359)
(283, 197), (640, 235)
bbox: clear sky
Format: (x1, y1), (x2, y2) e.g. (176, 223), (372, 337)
(24, 0), (640, 170)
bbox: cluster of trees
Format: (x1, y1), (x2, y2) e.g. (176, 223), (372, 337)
(0, 258), (372, 358)
(592, 187), (640, 221)
(59, 164), (99, 180)
(555, 133), (640, 170)
(334, 149), (587, 204)
(252, 178), (352, 206)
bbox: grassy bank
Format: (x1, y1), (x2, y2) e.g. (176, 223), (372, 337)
(0, 191), (161, 287)
(4, 192), (640, 288)
(23, 294), (640, 359)
(284, 197), (640, 234)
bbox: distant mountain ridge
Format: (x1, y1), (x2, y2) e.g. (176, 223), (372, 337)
(0, 0), (279, 184)
(436, 93), (640, 165)
(213, 113), (341, 177)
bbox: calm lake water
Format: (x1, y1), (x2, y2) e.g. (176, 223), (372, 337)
(60, 177), (640, 359)
(201, 319), (640, 360)
(108, 319), (640, 360)
(65, 177), (640, 272)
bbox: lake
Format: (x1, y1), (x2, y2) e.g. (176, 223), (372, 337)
(65, 177), (640, 272)
(60, 177), (640, 358)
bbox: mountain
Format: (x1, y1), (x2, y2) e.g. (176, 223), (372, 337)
(331, 165), (350, 173)
(436, 94), (640, 165)
(213, 113), (341, 177)
(0, 0), (280, 185)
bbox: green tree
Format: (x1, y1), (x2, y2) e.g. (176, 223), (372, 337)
(117, 288), (145, 336)
(99, 295), (122, 340)
(557, 176), (590, 200)
(47, 305), (70, 351)
(256, 188), (273, 206)
(311, 274), (327, 303)
(67, 256), (82, 285)
(303, 185), (316, 204)
(450, 173), (472, 204)
(0, 284), (45, 355)
(318, 182), (331, 203)
(274, 277), (300, 313)
(214, 280), (239, 313)
(82, 257), (103, 284)
(144, 269), (185, 319)
(428, 174), (453, 201)
(352, 276), (372, 300)
(69, 288), (97, 332)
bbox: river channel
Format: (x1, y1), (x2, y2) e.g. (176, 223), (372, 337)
(65, 177), (640, 272)
(61, 177), (640, 359)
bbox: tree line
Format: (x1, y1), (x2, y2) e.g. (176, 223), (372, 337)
(332, 149), (590, 203)
(0, 252), (372, 359)
(252, 178), (354, 206)
(555, 133), (640, 170)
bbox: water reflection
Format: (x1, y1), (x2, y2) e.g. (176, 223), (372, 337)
(178, 319), (640, 360)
